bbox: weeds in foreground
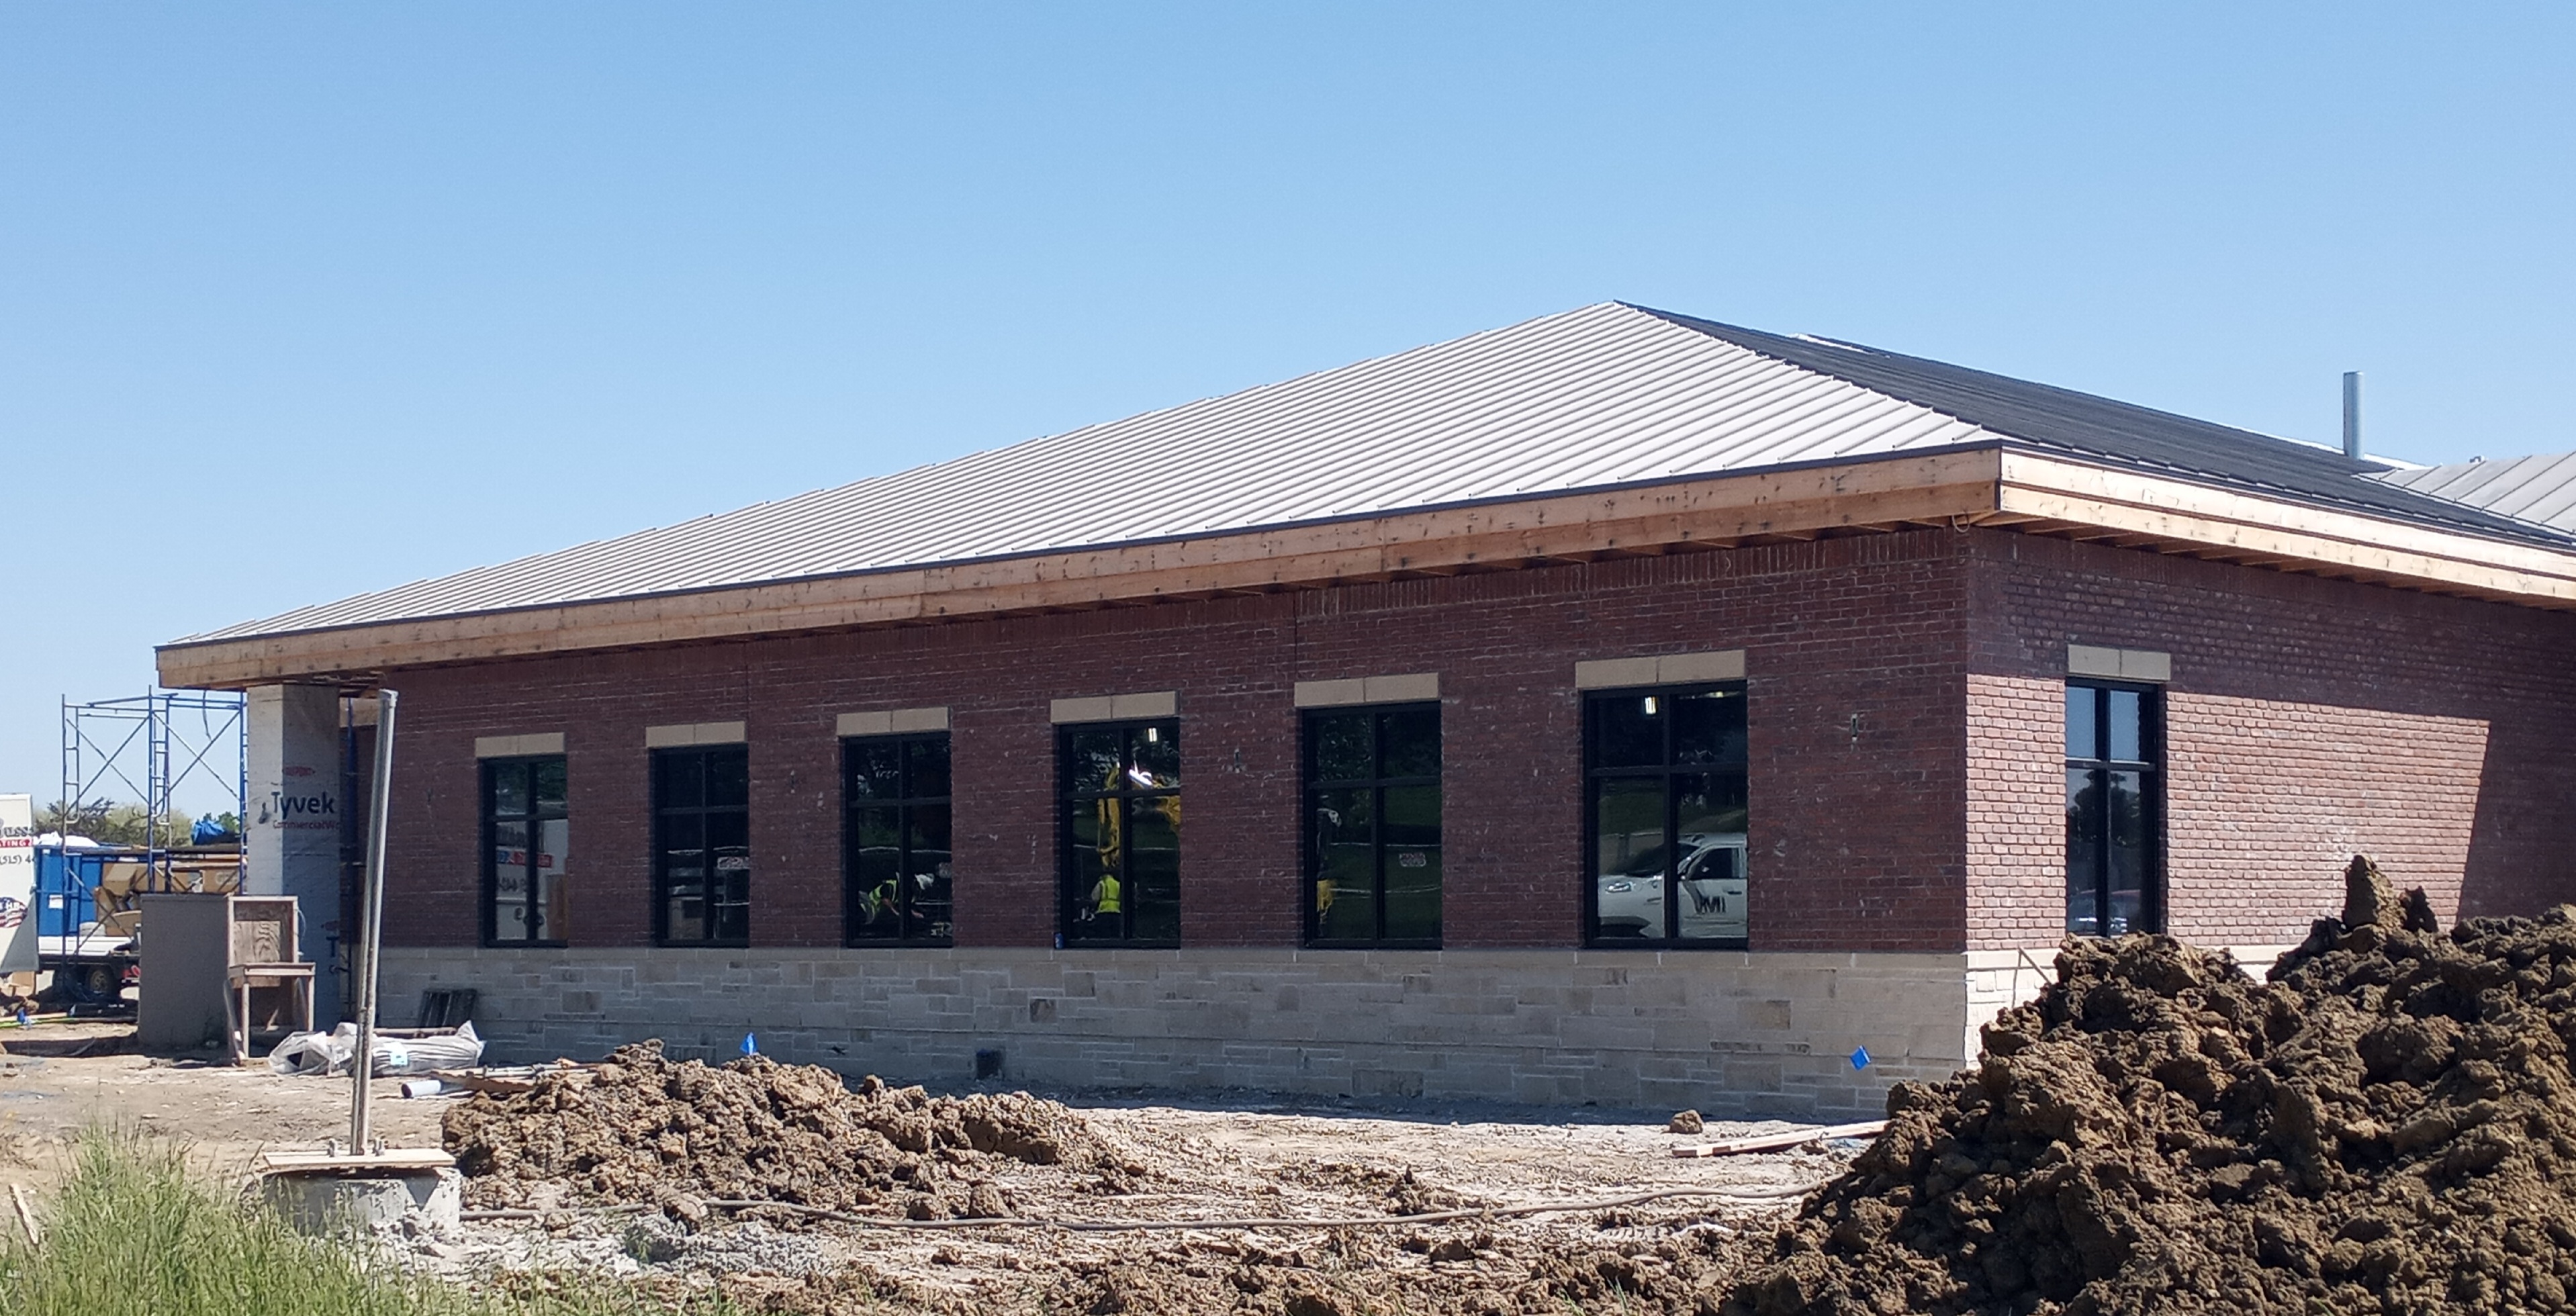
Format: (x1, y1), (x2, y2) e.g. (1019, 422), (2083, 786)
(0, 1132), (722, 1316)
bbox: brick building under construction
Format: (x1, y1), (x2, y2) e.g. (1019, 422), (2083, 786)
(158, 303), (2576, 1117)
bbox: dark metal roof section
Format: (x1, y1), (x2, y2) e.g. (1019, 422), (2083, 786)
(1635, 305), (2576, 548)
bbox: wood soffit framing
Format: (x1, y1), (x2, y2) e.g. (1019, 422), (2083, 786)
(156, 447), (2576, 690)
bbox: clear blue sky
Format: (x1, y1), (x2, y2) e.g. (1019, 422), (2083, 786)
(5, 4), (2573, 810)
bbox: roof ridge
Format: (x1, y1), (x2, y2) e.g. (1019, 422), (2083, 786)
(1629, 305), (2573, 547)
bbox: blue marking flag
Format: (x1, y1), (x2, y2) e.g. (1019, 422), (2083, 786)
(742, 1032), (758, 1058)
(1849, 1045), (1872, 1071)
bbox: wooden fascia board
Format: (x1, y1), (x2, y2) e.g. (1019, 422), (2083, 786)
(1998, 453), (2576, 607)
(156, 450), (2007, 689)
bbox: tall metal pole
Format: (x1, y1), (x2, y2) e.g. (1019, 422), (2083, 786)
(2342, 371), (2363, 460)
(348, 690), (398, 1155)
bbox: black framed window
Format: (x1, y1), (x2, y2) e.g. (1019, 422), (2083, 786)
(1303, 705), (1440, 947)
(2065, 682), (2162, 936)
(1585, 685), (1749, 946)
(843, 733), (953, 945)
(481, 756), (567, 945)
(1060, 720), (1180, 946)
(653, 745), (749, 946)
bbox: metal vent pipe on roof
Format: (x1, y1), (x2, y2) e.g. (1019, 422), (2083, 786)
(2343, 371), (2362, 459)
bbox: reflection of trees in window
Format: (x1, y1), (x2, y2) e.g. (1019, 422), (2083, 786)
(2064, 682), (2160, 936)
(653, 745), (749, 946)
(1059, 720), (1180, 946)
(1303, 705), (1440, 947)
(482, 756), (568, 945)
(843, 734), (953, 946)
(1584, 685), (1750, 946)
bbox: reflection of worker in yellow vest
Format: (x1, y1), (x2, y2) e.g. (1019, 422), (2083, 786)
(1085, 874), (1122, 922)
(1310, 805), (1340, 922)
(1088, 755), (1179, 925)
(862, 876), (901, 932)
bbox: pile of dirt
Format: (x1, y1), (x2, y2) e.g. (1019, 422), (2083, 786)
(443, 1041), (1134, 1219)
(1727, 857), (2576, 1315)
(702, 1226), (1749, 1316)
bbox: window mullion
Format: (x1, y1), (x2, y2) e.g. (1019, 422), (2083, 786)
(1372, 782), (1389, 944)
(2096, 689), (2109, 930)
(1371, 713), (1386, 945)
(1663, 768), (1680, 943)
(2091, 762), (2112, 937)
(2093, 765), (2109, 937)
(1662, 700), (1677, 952)
(893, 797), (911, 936)
(2088, 689), (2105, 934)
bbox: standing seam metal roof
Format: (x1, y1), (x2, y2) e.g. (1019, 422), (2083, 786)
(2370, 452), (2576, 533)
(181, 303), (2000, 642)
(180, 301), (2574, 645)
(1636, 309), (2563, 542)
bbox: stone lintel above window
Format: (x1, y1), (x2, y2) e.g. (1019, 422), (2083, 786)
(1293, 672), (1440, 708)
(836, 706), (951, 737)
(474, 733), (565, 758)
(1573, 649), (1746, 690)
(643, 720), (748, 748)
(2066, 645), (2172, 683)
(1050, 691), (1178, 724)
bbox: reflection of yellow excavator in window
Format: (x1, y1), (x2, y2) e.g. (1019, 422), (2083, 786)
(1095, 761), (1124, 872)
(1087, 759), (1178, 921)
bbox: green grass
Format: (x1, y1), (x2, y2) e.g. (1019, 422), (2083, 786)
(0, 1133), (723, 1316)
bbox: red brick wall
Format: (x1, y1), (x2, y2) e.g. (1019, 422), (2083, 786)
(375, 525), (2576, 961)
(1967, 532), (2576, 949)
(1963, 671), (2066, 949)
(377, 532), (1976, 954)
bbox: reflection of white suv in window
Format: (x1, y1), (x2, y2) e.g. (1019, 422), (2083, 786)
(1595, 833), (1747, 940)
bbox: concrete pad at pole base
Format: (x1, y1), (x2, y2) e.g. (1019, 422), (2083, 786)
(258, 1166), (461, 1236)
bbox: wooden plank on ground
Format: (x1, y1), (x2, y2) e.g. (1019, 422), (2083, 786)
(1670, 1120), (1886, 1159)
(432, 1062), (587, 1095)
(256, 1148), (456, 1174)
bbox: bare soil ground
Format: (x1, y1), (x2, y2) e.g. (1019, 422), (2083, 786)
(0, 1021), (1839, 1313)
(0, 1019), (445, 1185)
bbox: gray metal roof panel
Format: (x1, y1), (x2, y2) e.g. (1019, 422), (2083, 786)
(179, 303), (1997, 643)
(181, 302), (2575, 647)
(1633, 307), (2571, 545)
(2372, 451), (2576, 532)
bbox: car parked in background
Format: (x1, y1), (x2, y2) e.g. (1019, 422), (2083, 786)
(1594, 833), (1747, 940)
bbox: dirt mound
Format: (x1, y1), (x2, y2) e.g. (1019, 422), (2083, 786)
(704, 1227), (1748, 1316)
(443, 1041), (1130, 1219)
(1727, 857), (2576, 1315)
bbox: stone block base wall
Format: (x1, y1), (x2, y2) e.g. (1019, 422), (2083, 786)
(384, 947), (2006, 1120)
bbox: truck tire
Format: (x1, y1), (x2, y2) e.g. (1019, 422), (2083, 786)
(68, 965), (116, 1004)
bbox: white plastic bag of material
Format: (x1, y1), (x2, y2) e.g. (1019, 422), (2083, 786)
(267, 1027), (351, 1076)
(267, 1022), (484, 1076)
(383, 1022), (483, 1075)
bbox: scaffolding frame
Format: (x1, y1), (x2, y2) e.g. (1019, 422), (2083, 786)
(58, 691), (249, 874)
